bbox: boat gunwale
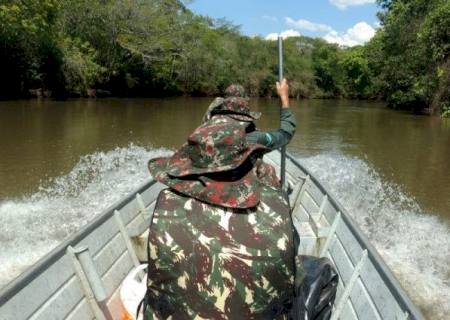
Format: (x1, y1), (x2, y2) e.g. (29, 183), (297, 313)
(0, 152), (425, 320)
(286, 153), (424, 320)
(0, 178), (157, 306)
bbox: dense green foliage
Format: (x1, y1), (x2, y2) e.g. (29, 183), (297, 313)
(0, 0), (448, 114)
(0, 0), (368, 99)
(370, 0), (450, 113)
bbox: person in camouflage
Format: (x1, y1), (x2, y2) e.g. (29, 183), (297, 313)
(202, 79), (296, 150)
(144, 120), (295, 319)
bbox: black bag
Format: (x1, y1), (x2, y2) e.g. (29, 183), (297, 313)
(290, 255), (339, 320)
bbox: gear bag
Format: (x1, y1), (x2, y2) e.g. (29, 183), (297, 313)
(290, 255), (339, 320)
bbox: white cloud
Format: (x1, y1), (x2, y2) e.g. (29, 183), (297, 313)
(329, 0), (375, 10)
(280, 29), (301, 39)
(262, 15), (278, 23)
(323, 21), (375, 46)
(285, 17), (333, 33)
(265, 29), (301, 41)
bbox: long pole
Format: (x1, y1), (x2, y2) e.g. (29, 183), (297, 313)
(278, 36), (287, 194)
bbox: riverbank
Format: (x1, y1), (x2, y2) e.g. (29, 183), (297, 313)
(1, 1), (448, 115)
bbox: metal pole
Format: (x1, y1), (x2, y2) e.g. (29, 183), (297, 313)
(278, 36), (287, 194)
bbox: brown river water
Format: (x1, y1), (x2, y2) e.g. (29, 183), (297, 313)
(0, 97), (449, 318)
(1, 97), (449, 220)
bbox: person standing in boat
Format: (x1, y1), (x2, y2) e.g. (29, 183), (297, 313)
(203, 79), (296, 150)
(142, 120), (295, 319)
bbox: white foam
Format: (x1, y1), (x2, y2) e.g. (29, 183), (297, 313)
(300, 152), (450, 319)
(0, 144), (172, 288)
(1, 147), (448, 319)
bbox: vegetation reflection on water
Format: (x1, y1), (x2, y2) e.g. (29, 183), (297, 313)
(0, 97), (449, 221)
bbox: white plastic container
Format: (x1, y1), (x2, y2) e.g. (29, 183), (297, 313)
(119, 264), (148, 320)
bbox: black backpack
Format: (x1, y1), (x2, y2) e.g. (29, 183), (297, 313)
(290, 255), (339, 320)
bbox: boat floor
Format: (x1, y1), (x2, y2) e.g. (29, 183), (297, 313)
(0, 151), (423, 320)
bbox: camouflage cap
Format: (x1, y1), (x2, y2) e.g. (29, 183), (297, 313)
(148, 121), (269, 208)
(224, 84), (248, 98)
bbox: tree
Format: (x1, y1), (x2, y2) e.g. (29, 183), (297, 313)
(312, 40), (344, 98)
(0, 0), (60, 97)
(364, 0), (449, 112)
(340, 47), (373, 99)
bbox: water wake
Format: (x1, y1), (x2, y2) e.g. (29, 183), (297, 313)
(301, 152), (450, 320)
(0, 147), (448, 320)
(0, 145), (172, 288)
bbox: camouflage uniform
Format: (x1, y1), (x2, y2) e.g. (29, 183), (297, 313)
(145, 186), (294, 319)
(145, 121), (295, 319)
(202, 84), (296, 150)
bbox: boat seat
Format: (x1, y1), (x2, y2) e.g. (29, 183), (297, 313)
(131, 229), (149, 262)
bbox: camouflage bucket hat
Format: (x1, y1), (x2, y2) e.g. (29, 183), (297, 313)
(221, 84), (261, 122)
(224, 84), (248, 98)
(220, 97), (261, 122)
(166, 121), (267, 177)
(148, 157), (261, 208)
(148, 121), (269, 208)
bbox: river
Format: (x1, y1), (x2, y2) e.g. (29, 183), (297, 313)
(0, 97), (449, 318)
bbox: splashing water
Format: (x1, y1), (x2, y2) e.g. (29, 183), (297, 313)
(300, 152), (450, 320)
(0, 146), (448, 320)
(0, 145), (172, 289)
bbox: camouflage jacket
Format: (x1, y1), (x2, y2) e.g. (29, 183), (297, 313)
(144, 185), (295, 319)
(202, 99), (296, 150)
(246, 109), (296, 150)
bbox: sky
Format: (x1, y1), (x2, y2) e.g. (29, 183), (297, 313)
(187, 0), (380, 46)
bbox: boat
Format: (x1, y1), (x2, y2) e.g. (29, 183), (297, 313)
(0, 150), (424, 320)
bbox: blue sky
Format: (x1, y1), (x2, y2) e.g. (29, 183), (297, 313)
(187, 0), (380, 46)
